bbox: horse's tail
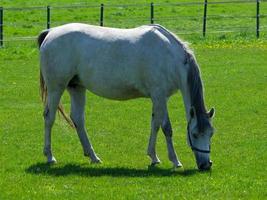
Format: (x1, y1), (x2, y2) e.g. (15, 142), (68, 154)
(38, 30), (75, 128)
(38, 29), (50, 48)
(38, 30), (49, 104)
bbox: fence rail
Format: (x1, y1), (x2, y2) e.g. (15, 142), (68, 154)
(0, 0), (266, 46)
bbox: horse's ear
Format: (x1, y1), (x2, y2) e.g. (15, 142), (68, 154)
(190, 107), (196, 118)
(208, 107), (215, 118)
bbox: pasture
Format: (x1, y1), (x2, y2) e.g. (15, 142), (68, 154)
(1, 0), (267, 199)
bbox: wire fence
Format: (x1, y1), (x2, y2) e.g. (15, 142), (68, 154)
(0, 0), (266, 46)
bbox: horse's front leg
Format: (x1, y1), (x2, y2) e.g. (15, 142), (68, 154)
(68, 86), (101, 163)
(161, 111), (183, 169)
(147, 96), (166, 166)
(147, 113), (161, 166)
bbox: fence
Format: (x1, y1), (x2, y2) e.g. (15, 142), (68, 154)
(0, 0), (266, 47)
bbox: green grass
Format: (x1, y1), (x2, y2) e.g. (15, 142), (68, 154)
(1, 0), (267, 40)
(1, 0), (267, 199)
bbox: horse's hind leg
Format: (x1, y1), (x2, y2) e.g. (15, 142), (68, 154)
(68, 86), (101, 163)
(43, 88), (64, 163)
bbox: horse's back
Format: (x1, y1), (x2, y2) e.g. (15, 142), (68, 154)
(41, 23), (153, 46)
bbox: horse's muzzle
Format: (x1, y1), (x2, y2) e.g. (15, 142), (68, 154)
(198, 160), (212, 171)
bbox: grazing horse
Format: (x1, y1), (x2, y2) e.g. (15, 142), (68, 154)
(38, 23), (215, 170)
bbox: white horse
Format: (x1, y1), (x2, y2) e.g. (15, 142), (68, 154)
(38, 23), (215, 170)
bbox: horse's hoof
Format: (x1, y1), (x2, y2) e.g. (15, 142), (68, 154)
(171, 164), (183, 172)
(47, 156), (57, 164)
(91, 157), (102, 164)
(175, 162), (183, 168)
(150, 160), (161, 167)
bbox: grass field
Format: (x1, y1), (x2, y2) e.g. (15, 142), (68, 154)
(1, 0), (267, 199)
(2, 0), (267, 41)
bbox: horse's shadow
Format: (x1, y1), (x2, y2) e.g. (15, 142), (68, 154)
(26, 163), (201, 177)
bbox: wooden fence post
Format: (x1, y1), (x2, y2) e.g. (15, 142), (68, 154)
(256, 0), (260, 38)
(203, 0), (208, 37)
(100, 3), (104, 26)
(150, 2), (154, 24)
(0, 7), (3, 47)
(47, 6), (51, 29)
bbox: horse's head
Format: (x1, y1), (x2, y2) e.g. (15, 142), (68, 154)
(187, 107), (215, 170)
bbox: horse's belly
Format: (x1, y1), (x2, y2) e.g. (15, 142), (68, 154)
(86, 84), (146, 100)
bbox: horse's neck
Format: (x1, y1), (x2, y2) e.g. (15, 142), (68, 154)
(180, 85), (192, 122)
(180, 67), (206, 122)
